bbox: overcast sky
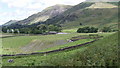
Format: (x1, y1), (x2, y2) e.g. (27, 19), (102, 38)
(0, 0), (86, 25)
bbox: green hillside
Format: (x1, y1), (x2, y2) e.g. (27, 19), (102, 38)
(3, 2), (118, 32)
(3, 32), (118, 66)
(107, 2), (119, 6)
(45, 2), (118, 30)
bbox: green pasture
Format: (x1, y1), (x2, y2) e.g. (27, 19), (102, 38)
(1, 32), (114, 54)
(2, 32), (118, 66)
(62, 28), (78, 33)
(37, 39), (94, 52)
(1, 33), (88, 54)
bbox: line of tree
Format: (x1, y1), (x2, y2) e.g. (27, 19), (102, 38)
(77, 26), (118, 33)
(77, 27), (98, 33)
(2, 24), (62, 34)
(101, 27), (117, 32)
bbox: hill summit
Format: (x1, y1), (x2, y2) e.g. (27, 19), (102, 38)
(14, 4), (72, 25)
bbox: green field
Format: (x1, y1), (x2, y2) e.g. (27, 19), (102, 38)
(62, 28), (78, 33)
(1, 32), (114, 55)
(37, 39), (94, 52)
(1, 33), (93, 54)
(2, 32), (118, 66)
(1, 31), (116, 66)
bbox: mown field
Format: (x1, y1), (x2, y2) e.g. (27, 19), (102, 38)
(2, 32), (118, 66)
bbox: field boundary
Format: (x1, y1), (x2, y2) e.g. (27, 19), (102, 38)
(1, 39), (98, 57)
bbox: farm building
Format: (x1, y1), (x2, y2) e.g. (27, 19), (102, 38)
(57, 32), (69, 34)
(48, 31), (57, 34)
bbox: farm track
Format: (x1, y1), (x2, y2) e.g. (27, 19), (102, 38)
(0, 35), (26, 38)
(1, 39), (98, 57)
(0, 36), (17, 38)
(0, 34), (42, 38)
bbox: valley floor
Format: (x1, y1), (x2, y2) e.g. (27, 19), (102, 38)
(1, 32), (118, 66)
(1, 32), (113, 54)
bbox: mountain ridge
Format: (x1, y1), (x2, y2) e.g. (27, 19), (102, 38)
(43, 2), (118, 29)
(14, 4), (72, 25)
(3, 20), (18, 26)
(3, 2), (118, 31)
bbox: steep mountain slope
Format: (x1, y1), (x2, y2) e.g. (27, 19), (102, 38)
(86, 2), (117, 8)
(3, 2), (118, 30)
(44, 2), (118, 29)
(44, 2), (94, 25)
(15, 4), (72, 25)
(3, 20), (18, 26)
